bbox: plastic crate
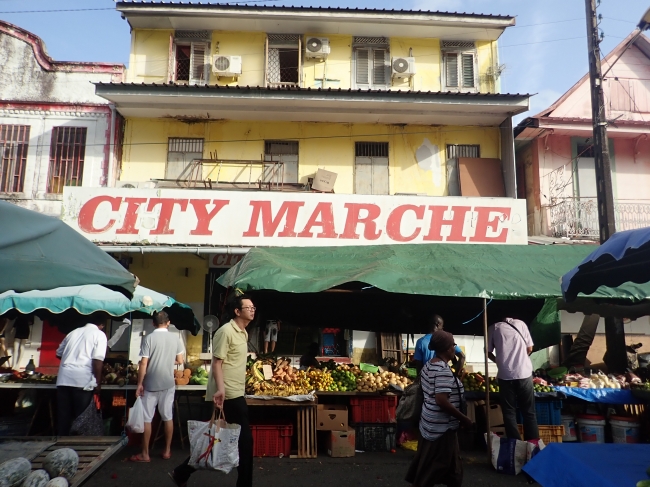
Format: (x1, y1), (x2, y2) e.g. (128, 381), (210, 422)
(354, 423), (397, 452)
(518, 424), (564, 444)
(517, 400), (562, 425)
(251, 424), (293, 457)
(350, 396), (398, 424)
(0, 416), (30, 436)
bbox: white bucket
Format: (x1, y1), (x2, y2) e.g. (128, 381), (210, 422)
(561, 414), (577, 442)
(577, 416), (605, 443)
(610, 417), (641, 444)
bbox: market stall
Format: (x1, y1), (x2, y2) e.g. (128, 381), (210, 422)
(216, 243), (650, 457)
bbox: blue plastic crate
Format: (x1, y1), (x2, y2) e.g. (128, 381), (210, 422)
(517, 400), (562, 425)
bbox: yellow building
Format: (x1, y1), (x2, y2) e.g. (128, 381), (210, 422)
(83, 3), (531, 362)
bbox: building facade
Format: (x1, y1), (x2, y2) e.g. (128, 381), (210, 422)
(62, 3), (532, 364)
(515, 33), (650, 240)
(0, 20), (124, 217)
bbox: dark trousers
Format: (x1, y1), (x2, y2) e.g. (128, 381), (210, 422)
(174, 396), (253, 487)
(57, 386), (93, 436)
(498, 376), (539, 441)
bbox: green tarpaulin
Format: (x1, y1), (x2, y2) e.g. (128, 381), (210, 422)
(217, 244), (650, 350)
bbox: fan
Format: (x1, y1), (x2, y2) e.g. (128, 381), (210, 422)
(392, 58), (409, 74)
(214, 56), (230, 71)
(307, 38), (322, 52)
(202, 314), (220, 353)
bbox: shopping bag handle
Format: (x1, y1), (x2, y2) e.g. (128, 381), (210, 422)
(209, 407), (226, 430)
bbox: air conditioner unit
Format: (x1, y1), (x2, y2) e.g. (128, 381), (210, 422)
(305, 37), (330, 59)
(391, 57), (416, 79)
(116, 181), (157, 189)
(212, 55), (242, 77)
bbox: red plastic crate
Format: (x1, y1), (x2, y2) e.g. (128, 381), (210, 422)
(251, 424), (293, 457)
(350, 396), (397, 424)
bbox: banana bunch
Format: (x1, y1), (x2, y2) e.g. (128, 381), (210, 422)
(253, 380), (312, 397)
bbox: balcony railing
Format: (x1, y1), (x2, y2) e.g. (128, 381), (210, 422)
(549, 197), (650, 239)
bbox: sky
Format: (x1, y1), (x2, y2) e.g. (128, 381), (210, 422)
(1, 0), (648, 123)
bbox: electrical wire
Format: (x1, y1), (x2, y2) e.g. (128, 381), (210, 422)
(462, 298), (492, 325)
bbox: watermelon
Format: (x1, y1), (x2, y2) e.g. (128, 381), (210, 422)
(21, 470), (50, 487)
(42, 449), (78, 481)
(0, 457), (31, 487)
(44, 479), (68, 487)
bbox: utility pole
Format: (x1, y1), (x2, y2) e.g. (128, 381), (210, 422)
(584, 0), (627, 373)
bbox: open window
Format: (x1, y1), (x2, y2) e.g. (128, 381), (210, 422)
(265, 34), (301, 87)
(167, 30), (210, 85)
(353, 37), (389, 90)
(441, 40), (477, 92)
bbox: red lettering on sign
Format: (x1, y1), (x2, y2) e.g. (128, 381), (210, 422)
(116, 198), (147, 235)
(339, 203), (382, 240)
(147, 198), (189, 235)
(386, 205), (425, 242)
(297, 202), (338, 238)
(189, 199), (229, 235)
(78, 195), (122, 234)
(423, 206), (470, 242)
(243, 201), (305, 237)
(469, 207), (511, 243)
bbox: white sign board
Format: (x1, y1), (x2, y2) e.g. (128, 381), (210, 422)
(62, 188), (527, 246)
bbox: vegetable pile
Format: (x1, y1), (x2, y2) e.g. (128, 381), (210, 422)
(0, 448), (79, 487)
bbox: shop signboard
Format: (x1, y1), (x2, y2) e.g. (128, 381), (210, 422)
(62, 188), (528, 246)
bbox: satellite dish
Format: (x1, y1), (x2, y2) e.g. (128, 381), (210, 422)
(202, 315), (219, 353)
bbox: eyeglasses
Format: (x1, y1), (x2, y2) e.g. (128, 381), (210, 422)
(240, 306), (256, 311)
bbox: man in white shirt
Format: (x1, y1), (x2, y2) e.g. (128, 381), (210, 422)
(56, 313), (107, 435)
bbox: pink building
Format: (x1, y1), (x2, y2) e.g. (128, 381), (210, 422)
(515, 33), (650, 239)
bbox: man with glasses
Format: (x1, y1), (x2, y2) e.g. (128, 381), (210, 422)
(170, 294), (255, 487)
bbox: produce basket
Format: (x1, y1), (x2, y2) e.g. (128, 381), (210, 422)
(354, 423), (397, 452)
(517, 424), (564, 444)
(350, 396), (398, 424)
(251, 423), (293, 457)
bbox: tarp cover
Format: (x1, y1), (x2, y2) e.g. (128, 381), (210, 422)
(0, 201), (137, 297)
(217, 243), (650, 300)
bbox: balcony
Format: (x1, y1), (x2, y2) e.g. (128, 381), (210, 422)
(549, 197), (650, 239)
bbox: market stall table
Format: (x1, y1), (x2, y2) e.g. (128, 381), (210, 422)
(523, 443), (650, 487)
(246, 397), (317, 459)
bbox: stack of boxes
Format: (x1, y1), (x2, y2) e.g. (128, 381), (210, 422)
(349, 396), (398, 452)
(317, 404), (355, 457)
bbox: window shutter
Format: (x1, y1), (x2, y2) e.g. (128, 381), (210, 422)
(445, 53), (458, 88)
(167, 34), (176, 83)
(372, 49), (387, 87)
(189, 42), (208, 85)
(356, 49), (369, 87)
(461, 53), (475, 88)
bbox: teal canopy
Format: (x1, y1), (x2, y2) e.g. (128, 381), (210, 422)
(0, 201), (137, 297)
(0, 285), (200, 334)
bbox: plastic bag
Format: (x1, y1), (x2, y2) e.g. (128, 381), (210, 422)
(188, 409), (241, 473)
(396, 379), (423, 425)
(126, 397), (145, 434)
(486, 432), (546, 475)
(70, 395), (103, 436)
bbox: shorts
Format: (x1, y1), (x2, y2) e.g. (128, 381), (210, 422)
(264, 323), (278, 342)
(142, 386), (175, 422)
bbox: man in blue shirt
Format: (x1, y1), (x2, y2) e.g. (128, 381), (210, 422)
(413, 314), (465, 376)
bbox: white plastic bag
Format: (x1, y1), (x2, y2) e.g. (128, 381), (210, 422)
(126, 397), (145, 434)
(486, 432), (546, 475)
(188, 409), (241, 473)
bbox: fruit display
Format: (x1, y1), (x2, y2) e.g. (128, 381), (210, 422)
(174, 368), (192, 386)
(246, 357), (313, 396)
(462, 373), (499, 393)
(188, 367), (209, 386)
(330, 365), (358, 392)
(0, 370), (57, 384)
(356, 370), (412, 392)
(0, 449), (80, 487)
(101, 362), (138, 386)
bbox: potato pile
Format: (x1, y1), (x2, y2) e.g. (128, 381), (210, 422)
(356, 370), (412, 392)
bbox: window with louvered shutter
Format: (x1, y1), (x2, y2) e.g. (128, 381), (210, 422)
(356, 49), (370, 86)
(190, 42), (209, 85)
(445, 53), (459, 88)
(461, 54), (475, 88)
(373, 49), (387, 86)
(354, 47), (388, 89)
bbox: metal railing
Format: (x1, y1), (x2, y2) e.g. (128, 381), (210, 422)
(549, 197), (650, 239)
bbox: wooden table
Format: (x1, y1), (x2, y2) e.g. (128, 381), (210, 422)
(246, 398), (317, 459)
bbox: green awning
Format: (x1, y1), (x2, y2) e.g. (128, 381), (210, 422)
(217, 243), (650, 300)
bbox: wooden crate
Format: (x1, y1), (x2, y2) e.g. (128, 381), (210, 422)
(296, 405), (317, 458)
(517, 424), (564, 444)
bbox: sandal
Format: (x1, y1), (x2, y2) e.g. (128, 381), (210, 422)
(129, 454), (150, 463)
(161, 452), (172, 460)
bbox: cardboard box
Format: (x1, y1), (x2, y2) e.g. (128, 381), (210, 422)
(312, 169), (337, 192)
(327, 427), (356, 457)
(317, 404), (348, 431)
(476, 400), (504, 427)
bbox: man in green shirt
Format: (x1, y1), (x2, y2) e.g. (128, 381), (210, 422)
(170, 294), (255, 487)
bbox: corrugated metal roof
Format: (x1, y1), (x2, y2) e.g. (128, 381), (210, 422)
(116, 1), (515, 21)
(95, 82), (531, 99)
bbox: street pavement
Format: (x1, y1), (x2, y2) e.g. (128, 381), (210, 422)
(85, 444), (532, 487)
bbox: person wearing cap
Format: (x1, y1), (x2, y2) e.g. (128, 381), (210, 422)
(406, 330), (472, 487)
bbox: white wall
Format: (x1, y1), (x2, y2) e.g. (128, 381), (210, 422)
(561, 311), (650, 335)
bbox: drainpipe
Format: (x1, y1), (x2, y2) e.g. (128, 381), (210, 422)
(107, 105), (117, 187)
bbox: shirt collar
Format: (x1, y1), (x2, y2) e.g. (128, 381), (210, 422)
(229, 320), (247, 334)
(153, 328), (169, 333)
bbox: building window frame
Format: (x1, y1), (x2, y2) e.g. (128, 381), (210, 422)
(352, 37), (390, 90)
(264, 140), (299, 184)
(166, 137), (204, 180)
(441, 40), (478, 93)
(265, 34), (302, 88)
(167, 31), (210, 86)
(47, 126), (87, 194)
(0, 124), (30, 193)
(354, 141), (389, 195)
